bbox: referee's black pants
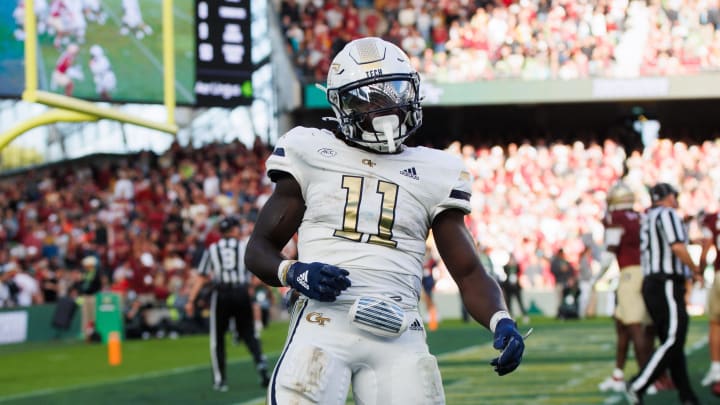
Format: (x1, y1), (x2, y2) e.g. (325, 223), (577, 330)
(630, 275), (698, 403)
(210, 286), (266, 386)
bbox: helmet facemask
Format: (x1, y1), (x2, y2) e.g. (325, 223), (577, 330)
(328, 73), (422, 153)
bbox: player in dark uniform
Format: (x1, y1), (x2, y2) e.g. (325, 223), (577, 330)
(598, 182), (654, 393)
(699, 210), (720, 390)
(421, 246), (439, 331)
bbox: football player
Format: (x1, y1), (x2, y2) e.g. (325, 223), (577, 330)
(14, 0), (50, 40)
(83, 0), (106, 24)
(597, 182), (654, 393)
(88, 45), (116, 100)
(421, 244), (439, 331)
(64, 0), (86, 44)
(13, 0), (26, 40)
(699, 209), (720, 388)
(51, 43), (81, 96)
(120, 0), (152, 39)
(245, 37), (526, 404)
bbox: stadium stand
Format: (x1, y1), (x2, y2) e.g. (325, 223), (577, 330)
(0, 138), (274, 338)
(279, 0), (720, 83)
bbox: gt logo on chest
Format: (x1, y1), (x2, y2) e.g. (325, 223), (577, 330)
(365, 69), (383, 77)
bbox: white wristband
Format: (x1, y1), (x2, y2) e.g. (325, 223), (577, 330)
(489, 310), (512, 333)
(277, 260), (297, 287)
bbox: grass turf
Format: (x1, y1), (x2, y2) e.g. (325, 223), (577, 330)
(0, 316), (713, 404)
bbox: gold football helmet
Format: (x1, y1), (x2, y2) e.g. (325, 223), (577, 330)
(606, 182), (635, 209)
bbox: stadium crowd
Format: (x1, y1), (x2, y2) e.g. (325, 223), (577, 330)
(279, 0), (720, 83)
(0, 138), (274, 337)
(0, 135), (718, 335)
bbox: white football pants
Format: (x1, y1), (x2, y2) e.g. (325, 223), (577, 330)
(268, 298), (445, 405)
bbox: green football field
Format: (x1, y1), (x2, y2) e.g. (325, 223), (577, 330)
(0, 316), (714, 404)
(35, 0), (195, 104)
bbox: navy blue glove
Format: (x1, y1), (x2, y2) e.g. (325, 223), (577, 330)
(285, 262), (351, 302)
(490, 318), (525, 376)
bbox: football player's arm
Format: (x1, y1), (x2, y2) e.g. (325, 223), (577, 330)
(432, 208), (525, 375)
(431, 209), (506, 327)
(698, 226), (713, 272)
(699, 240), (711, 273)
(594, 225), (621, 284)
(245, 173), (306, 287)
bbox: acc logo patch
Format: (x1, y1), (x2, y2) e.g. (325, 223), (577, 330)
(317, 148), (337, 158)
(306, 312), (331, 326)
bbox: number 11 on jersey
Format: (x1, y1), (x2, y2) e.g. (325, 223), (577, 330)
(334, 175), (399, 248)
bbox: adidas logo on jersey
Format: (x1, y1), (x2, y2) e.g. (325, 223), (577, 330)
(409, 319), (424, 331)
(400, 167), (419, 180)
(296, 271), (309, 289)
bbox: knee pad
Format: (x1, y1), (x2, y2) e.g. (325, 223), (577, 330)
(276, 345), (350, 404)
(354, 353), (445, 405)
(414, 355), (445, 404)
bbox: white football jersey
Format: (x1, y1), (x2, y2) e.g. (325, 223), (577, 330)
(266, 127), (472, 307)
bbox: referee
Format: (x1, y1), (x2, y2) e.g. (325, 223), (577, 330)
(186, 217), (270, 391)
(626, 183), (701, 405)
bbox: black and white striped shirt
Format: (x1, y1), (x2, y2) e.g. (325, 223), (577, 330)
(198, 238), (250, 286)
(640, 206), (689, 277)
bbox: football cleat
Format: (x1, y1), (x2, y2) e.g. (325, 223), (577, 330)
(702, 368), (720, 386)
(598, 375), (625, 392)
(213, 383), (229, 392)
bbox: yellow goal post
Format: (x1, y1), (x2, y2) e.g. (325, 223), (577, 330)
(0, 0), (179, 152)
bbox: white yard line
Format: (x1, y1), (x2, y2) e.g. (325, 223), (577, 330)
(0, 362), (210, 402)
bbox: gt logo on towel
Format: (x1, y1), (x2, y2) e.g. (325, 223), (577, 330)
(306, 312), (331, 326)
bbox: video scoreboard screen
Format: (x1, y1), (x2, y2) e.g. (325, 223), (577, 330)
(195, 0), (253, 106)
(0, 0), (253, 107)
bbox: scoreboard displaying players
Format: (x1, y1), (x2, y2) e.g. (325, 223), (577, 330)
(0, 0), (254, 107)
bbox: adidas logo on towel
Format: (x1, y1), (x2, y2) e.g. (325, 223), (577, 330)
(409, 319), (424, 331)
(400, 167), (419, 180)
(296, 271), (309, 289)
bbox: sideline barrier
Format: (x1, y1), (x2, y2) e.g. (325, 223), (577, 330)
(0, 303), (81, 345)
